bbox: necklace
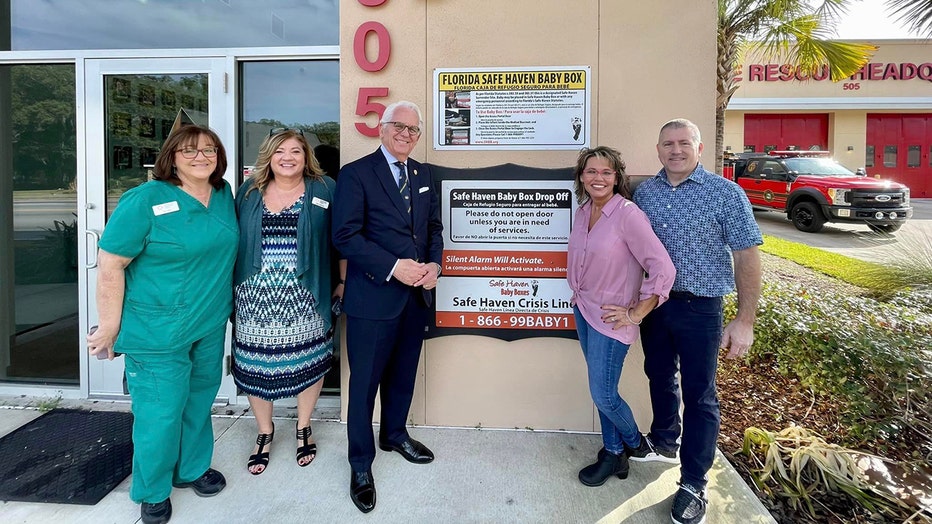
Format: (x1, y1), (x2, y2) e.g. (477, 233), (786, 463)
(265, 179), (304, 213)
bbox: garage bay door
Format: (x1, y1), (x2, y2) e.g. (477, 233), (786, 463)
(867, 113), (932, 198)
(743, 114), (828, 154)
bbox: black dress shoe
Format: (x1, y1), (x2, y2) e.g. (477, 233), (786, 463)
(172, 468), (226, 497)
(578, 447), (629, 486)
(378, 437), (434, 464)
(350, 469), (376, 513)
(141, 498), (172, 524)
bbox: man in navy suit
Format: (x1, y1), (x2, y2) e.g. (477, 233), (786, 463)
(332, 100), (443, 514)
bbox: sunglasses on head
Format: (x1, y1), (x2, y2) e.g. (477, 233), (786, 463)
(269, 127), (305, 137)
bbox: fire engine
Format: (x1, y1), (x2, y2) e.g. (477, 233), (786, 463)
(723, 150), (912, 233)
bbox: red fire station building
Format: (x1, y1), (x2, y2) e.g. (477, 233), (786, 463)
(725, 40), (932, 197)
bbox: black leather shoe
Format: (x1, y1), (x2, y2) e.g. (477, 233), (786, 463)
(578, 447), (629, 486)
(141, 498), (172, 524)
(350, 469), (376, 513)
(172, 468), (226, 497)
(378, 437), (434, 464)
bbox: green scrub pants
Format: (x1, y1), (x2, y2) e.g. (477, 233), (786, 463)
(124, 325), (225, 503)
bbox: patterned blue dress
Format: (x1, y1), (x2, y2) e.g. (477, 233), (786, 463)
(232, 194), (333, 401)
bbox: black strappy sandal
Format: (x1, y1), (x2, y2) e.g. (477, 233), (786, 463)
(296, 424), (317, 467)
(247, 424), (274, 475)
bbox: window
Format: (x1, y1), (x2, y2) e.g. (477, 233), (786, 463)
(0, 64), (80, 385)
(239, 60), (340, 183)
(884, 145), (897, 168)
(865, 145), (875, 168)
(10, 0), (338, 50)
(760, 161), (787, 179)
(743, 145), (755, 153)
(104, 73), (208, 217)
(907, 145), (920, 168)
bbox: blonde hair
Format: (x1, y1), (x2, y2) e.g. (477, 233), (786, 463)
(247, 129), (322, 196)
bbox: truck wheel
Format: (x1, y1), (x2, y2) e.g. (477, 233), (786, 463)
(867, 223), (902, 234)
(791, 202), (825, 233)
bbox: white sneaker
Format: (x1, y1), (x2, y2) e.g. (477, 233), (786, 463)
(627, 434), (680, 464)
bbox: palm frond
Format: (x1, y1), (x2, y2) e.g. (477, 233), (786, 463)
(886, 0), (932, 37)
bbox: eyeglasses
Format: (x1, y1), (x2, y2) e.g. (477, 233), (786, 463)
(582, 169), (616, 179)
(176, 147), (219, 159)
(269, 127), (305, 137)
(385, 121), (422, 136)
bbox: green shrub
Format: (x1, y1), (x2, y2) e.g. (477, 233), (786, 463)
(724, 281), (932, 458)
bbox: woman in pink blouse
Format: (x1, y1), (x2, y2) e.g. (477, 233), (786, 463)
(567, 146), (676, 487)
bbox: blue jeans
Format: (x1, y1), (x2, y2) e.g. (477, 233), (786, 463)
(574, 307), (641, 455)
(639, 293), (723, 490)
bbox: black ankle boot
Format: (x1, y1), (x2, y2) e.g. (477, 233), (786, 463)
(578, 447), (629, 486)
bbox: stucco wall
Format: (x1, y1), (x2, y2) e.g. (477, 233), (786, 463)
(338, 0), (718, 431)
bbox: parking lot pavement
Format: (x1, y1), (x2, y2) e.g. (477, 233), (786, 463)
(755, 199), (932, 264)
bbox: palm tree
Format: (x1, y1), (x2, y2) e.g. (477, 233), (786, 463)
(886, 0), (932, 36)
(716, 0), (877, 173)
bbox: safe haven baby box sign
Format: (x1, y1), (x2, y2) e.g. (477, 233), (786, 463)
(427, 164), (578, 341)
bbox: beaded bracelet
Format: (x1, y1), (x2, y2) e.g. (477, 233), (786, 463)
(625, 308), (641, 325)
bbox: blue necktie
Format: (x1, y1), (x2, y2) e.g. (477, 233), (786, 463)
(395, 161), (410, 214)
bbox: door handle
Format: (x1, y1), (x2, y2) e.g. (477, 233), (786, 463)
(85, 230), (100, 269)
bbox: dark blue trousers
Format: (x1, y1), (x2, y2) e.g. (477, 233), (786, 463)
(346, 292), (427, 472)
(639, 293), (723, 489)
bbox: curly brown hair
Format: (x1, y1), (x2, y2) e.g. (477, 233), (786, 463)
(572, 146), (631, 204)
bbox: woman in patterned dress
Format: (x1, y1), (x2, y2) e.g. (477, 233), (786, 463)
(232, 129), (340, 474)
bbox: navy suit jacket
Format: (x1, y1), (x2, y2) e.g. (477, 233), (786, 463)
(332, 148), (444, 320)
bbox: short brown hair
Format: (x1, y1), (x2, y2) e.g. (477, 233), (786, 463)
(572, 146), (631, 204)
(153, 124), (227, 190)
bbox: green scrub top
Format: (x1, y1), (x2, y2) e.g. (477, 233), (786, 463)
(99, 179), (238, 352)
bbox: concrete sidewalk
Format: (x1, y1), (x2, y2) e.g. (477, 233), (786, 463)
(0, 403), (775, 524)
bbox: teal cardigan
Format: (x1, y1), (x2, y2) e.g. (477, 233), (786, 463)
(233, 175), (337, 331)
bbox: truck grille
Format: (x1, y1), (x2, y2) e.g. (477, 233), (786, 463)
(850, 191), (906, 208)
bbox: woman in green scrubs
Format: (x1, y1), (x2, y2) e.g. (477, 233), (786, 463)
(87, 125), (238, 524)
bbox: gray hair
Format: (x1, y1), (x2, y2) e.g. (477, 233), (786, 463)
(659, 118), (701, 145)
(381, 100), (423, 125)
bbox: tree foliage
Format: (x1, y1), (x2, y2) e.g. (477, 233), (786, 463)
(716, 0), (877, 173)
(886, 0), (932, 37)
(11, 65), (77, 190)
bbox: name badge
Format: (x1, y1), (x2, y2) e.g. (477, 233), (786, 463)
(418, 186), (430, 194)
(152, 201), (180, 216)
(312, 196), (330, 209)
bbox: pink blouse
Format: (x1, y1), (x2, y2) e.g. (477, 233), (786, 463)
(567, 194), (676, 344)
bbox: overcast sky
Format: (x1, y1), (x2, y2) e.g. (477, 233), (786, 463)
(834, 0), (928, 39)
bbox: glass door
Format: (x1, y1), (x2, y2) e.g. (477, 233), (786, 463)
(0, 63), (79, 389)
(84, 57), (235, 399)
